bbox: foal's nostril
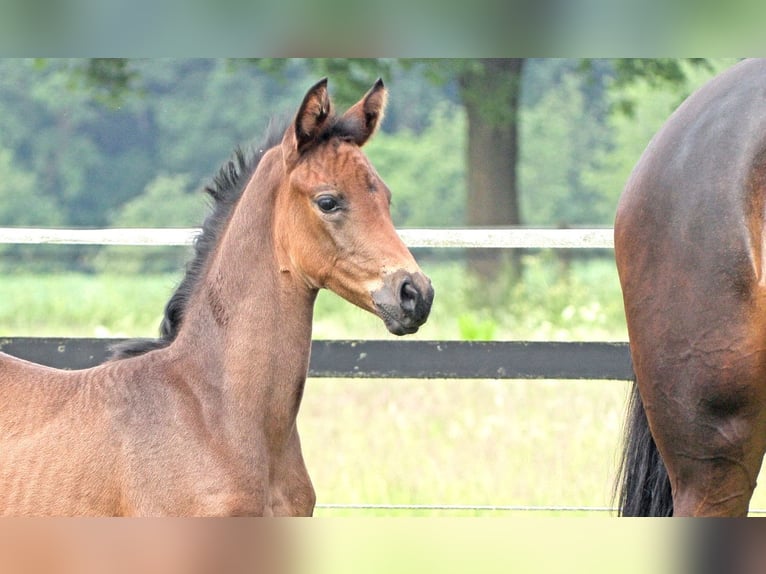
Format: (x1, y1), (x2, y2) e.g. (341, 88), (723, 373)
(373, 271), (433, 334)
(399, 278), (419, 314)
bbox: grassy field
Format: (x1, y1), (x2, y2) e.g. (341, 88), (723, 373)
(302, 377), (631, 516)
(3, 254), (766, 515)
(302, 519), (678, 574)
(0, 254), (628, 341)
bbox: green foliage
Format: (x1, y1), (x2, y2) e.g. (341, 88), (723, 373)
(580, 58), (739, 221)
(579, 78), (680, 216)
(518, 58), (732, 227)
(57, 59), (140, 108)
(365, 102), (466, 228)
(520, 60), (626, 226)
(0, 146), (67, 272)
(456, 312), (497, 341)
(136, 60), (306, 182)
(0, 58), (733, 275)
(0, 147), (62, 226)
(0, 59), (305, 232)
(519, 70), (612, 225)
(112, 173), (206, 227)
(0, 59), (149, 227)
(93, 174), (207, 273)
(607, 58), (714, 115)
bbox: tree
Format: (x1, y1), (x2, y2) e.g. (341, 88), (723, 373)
(457, 59), (524, 278)
(414, 58), (713, 279)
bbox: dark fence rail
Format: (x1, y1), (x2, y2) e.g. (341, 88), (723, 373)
(0, 337), (633, 380)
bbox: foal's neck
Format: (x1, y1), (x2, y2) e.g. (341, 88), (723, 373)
(174, 151), (317, 446)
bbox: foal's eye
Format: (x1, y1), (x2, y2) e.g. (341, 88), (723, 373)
(316, 195), (340, 213)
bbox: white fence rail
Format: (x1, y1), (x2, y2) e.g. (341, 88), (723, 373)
(0, 227), (615, 249)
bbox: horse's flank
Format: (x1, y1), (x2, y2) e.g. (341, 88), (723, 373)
(0, 78), (434, 516)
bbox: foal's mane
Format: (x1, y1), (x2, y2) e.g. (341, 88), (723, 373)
(109, 110), (366, 360)
(109, 130), (280, 360)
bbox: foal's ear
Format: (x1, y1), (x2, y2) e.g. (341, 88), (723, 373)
(284, 78), (332, 161)
(340, 78), (388, 147)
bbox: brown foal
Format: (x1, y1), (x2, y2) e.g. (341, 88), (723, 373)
(0, 78), (434, 516)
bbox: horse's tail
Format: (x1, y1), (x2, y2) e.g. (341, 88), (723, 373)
(614, 377), (673, 516)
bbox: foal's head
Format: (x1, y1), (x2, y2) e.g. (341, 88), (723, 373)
(273, 78), (434, 335)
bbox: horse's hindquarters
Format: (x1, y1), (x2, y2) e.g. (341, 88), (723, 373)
(617, 213), (766, 516)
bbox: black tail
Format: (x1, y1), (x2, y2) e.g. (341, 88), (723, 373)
(614, 379), (673, 516)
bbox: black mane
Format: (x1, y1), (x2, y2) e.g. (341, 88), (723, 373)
(109, 131), (280, 360)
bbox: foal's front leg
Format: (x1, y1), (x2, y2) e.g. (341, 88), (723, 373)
(268, 427), (316, 516)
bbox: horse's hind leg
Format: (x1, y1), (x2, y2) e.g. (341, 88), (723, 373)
(645, 348), (766, 516)
(671, 413), (766, 516)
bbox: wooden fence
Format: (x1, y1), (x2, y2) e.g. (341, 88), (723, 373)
(0, 226), (629, 380)
(0, 337), (632, 379)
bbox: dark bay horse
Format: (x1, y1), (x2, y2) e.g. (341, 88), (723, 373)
(0, 78), (434, 516)
(615, 58), (766, 516)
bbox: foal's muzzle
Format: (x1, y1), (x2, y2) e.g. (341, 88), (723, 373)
(372, 270), (434, 336)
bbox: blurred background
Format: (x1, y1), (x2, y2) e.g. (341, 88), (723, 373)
(4, 59), (764, 522)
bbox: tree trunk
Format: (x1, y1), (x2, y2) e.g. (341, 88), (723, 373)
(459, 59), (524, 280)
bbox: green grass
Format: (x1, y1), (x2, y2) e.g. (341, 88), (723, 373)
(0, 273), (179, 337)
(0, 254), (629, 341)
(304, 520), (677, 574)
(301, 377), (631, 517)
